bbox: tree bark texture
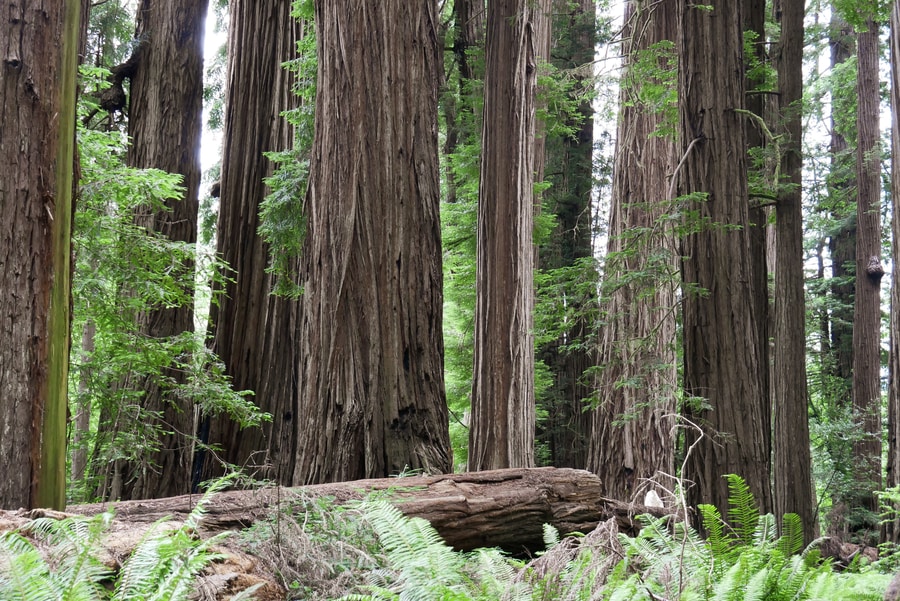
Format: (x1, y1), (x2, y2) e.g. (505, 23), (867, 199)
(0, 1), (79, 510)
(537, 0), (596, 469)
(120, 0), (207, 500)
(851, 16), (884, 528)
(827, 16), (857, 391)
(468, 0), (539, 472)
(293, 0), (452, 483)
(887, 0), (900, 544)
(588, 0), (677, 502)
(743, 0), (772, 471)
(772, 0), (816, 543)
(677, 0), (772, 516)
(200, 0), (301, 487)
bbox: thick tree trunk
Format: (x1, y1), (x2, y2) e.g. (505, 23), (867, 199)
(199, 0), (301, 487)
(0, 0), (79, 511)
(851, 16), (884, 540)
(588, 0), (677, 502)
(120, 0), (208, 500)
(772, 0), (816, 543)
(293, 0), (452, 483)
(886, 0), (900, 544)
(677, 0), (772, 516)
(468, 0), (540, 471)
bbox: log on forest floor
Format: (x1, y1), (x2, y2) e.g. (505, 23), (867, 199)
(0, 467), (672, 600)
(66, 467), (669, 551)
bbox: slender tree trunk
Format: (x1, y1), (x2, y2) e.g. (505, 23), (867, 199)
(199, 0), (301, 487)
(538, 0), (596, 470)
(293, 0), (452, 483)
(744, 0), (772, 472)
(824, 14), (858, 538)
(772, 0), (816, 542)
(677, 0), (772, 516)
(120, 0), (208, 500)
(851, 15), (884, 541)
(0, 0), (79, 510)
(587, 0), (677, 502)
(468, 0), (542, 471)
(887, 0), (900, 544)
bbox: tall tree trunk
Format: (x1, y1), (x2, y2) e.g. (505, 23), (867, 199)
(537, 0), (596, 470)
(120, 0), (207, 500)
(468, 0), (543, 471)
(772, 0), (816, 542)
(824, 14), (857, 539)
(851, 15), (884, 540)
(677, 0), (772, 516)
(0, 0), (79, 510)
(744, 0), (772, 473)
(293, 0), (452, 484)
(587, 0), (677, 502)
(199, 0), (301, 487)
(885, 0), (900, 544)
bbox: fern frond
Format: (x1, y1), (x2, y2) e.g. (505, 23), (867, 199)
(724, 474), (760, 547)
(777, 513), (804, 557)
(699, 503), (735, 566)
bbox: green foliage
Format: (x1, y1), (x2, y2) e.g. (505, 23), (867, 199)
(606, 475), (890, 601)
(258, 0), (316, 297)
(0, 479), (251, 601)
(70, 67), (266, 502)
(621, 39), (678, 138)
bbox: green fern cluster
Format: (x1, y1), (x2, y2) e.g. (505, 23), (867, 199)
(605, 474), (890, 601)
(0, 480), (253, 601)
(337, 476), (892, 601)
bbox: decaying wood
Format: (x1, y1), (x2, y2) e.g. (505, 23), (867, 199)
(0, 468), (674, 600)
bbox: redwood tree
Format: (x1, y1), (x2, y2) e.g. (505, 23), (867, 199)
(0, 0), (80, 510)
(587, 0), (677, 502)
(772, 0), (815, 541)
(119, 0), (208, 500)
(677, 0), (772, 515)
(887, 0), (900, 544)
(468, 0), (546, 471)
(850, 12), (884, 537)
(293, 0), (452, 483)
(199, 0), (301, 486)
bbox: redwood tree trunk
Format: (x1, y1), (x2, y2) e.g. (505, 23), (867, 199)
(677, 0), (772, 516)
(887, 0), (900, 544)
(0, 0), (79, 510)
(772, 0), (815, 542)
(468, 0), (542, 471)
(199, 0), (301, 487)
(121, 0), (207, 500)
(587, 0), (677, 502)
(851, 15), (884, 539)
(293, 0), (452, 483)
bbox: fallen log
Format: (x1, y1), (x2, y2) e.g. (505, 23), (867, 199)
(59, 467), (667, 551)
(0, 468), (673, 600)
